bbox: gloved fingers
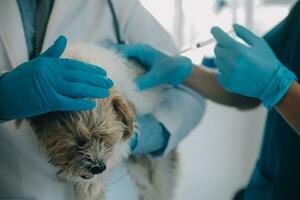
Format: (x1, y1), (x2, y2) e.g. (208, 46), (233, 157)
(213, 45), (239, 65)
(56, 95), (96, 111)
(214, 57), (236, 92)
(113, 44), (132, 57)
(135, 72), (160, 90)
(216, 71), (230, 90)
(213, 58), (233, 75)
(211, 26), (241, 48)
(114, 44), (144, 58)
(56, 81), (110, 99)
(115, 44), (152, 63)
(61, 70), (113, 88)
(41, 36), (67, 58)
(116, 44), (164, 70)
(128, 131), (139, 151)
(233, 24), (260, 46)
(60, 59), (107, 76)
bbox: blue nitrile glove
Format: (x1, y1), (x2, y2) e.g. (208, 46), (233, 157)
(0, 36), (113, 121)
(128, 122), (140, 151)
(128, 115), (170, 156)
(116, 44), (192, 90)
(211, 24), (297, 109)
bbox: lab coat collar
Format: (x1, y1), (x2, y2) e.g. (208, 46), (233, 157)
(41, 0), (71, 51)
(0, 0), (76, 67)
(42, 0), (85, 51)
(0, 0), (100, 67)
(0, 0), (28, 67)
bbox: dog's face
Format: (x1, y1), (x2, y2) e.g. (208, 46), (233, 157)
(28, 90), (135, 181)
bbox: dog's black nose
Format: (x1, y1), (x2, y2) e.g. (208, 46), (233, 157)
(90, 163), (106, 174)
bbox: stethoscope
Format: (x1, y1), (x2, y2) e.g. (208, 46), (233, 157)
(33, 0), (124, 59)
(107, 0), (125, 45)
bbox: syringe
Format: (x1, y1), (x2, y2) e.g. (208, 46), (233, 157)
(160, 30), (234, 63)
(180, 30), (234, 54)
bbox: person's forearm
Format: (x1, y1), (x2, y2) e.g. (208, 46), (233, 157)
(183, 65), (260, 110)
(275, 81), (300, 136)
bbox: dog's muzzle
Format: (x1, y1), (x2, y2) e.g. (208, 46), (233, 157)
(81, 161), (107, 179)
(90, 163), (106, 175)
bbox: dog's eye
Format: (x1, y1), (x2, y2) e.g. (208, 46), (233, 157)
(77, 138), (87, 148)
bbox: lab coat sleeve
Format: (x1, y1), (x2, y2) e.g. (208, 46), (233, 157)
(115, 0), (206, 155)
(152, 87), (206, 155)
(116, 0), (178, 54)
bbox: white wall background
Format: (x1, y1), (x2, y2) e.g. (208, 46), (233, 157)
(140, 0), (293, 199)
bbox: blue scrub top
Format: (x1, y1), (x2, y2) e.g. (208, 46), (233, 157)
(245, 2), (300, 200)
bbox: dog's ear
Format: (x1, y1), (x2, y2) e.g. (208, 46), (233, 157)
(110, 91), (136, 140)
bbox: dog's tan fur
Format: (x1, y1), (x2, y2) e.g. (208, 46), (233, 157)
(25, 89), (178, 200)
(19, 44), (179, 200)
(28, 90), (135, 182)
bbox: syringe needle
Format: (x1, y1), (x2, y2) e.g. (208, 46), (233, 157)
(179, 47), (194, 54)
(196, 37), (216, 48)
(159, 29), (234, 64)
(193, 30), (234, 49)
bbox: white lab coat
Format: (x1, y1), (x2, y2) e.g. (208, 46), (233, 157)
(0, 0), (206, 199)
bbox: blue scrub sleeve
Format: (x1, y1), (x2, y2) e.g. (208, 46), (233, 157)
(263, 19), (287, 56)
(0, 72), (9, 123)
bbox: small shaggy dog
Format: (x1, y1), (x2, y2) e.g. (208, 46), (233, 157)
(24, 44), (178, 200)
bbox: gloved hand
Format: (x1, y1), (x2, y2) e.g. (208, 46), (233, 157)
(0, 36), (113, 121)
(128, 135), (138, 151)
(116, 44), (192, 90)
(211, 24), (297, 109)
(129, 115), (169, 156)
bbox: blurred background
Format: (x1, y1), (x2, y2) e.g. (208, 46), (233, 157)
(139, 0), (297, 199)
